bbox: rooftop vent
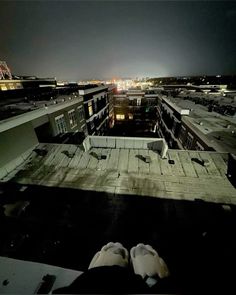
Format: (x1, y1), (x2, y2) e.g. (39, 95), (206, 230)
(136, 155), (151, 163)
(33, 148), (48, 157)
(97, 154), (107, 160)
(144, 156), (151, 163)
(191, 157), (209, 167)
(90, 151), (107, 160)
(62, 150), (75, 158)
(202, 159), (210, 167)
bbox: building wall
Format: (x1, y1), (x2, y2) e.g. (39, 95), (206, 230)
(158, 102), (182, 149)
(158, 99), (214, 151)
(49, 101), (86, 136)
(81, 87), (110, 135)
(0, 122), (38, 168)
(178, 122), (211, 151)
(31, 115), (49, 128)
(108, 86), (116, 128)
(113, 92), (159, 136)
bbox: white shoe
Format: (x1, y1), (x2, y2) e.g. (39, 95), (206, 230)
(88, 242), (129, 269)
(130, 243), (170, 279)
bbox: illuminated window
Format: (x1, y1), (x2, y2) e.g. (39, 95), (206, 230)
(68, 109), (77, 128)
(55, 114), (67, 134)
(137, 98), (141, 106)
(9, 83), (15, 90)
(0, 84), (7, 91)
(128, 113), (133, 120)
(16, 83), (22, 89)
(88, 101), (93, 117)
(116, 114), (125, 120)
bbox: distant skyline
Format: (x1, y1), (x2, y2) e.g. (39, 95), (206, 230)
(0, 1), (236, 80)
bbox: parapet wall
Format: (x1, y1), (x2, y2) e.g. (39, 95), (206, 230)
(83, 136), (168, 158)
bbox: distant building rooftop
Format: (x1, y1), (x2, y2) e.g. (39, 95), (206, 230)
(0, 97), (82, 133)
(78, 85), (108, 95)
(3, 136), (236, 205)
(164, 96), (236, 154)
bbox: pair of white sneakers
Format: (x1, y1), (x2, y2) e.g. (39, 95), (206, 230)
(88, 242), (169, 281)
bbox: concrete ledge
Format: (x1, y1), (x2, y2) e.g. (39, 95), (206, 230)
(0, 145), (38, 180)
(83, 136), (168, 158)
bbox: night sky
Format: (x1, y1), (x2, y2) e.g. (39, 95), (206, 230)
(0, 1), (236, 80)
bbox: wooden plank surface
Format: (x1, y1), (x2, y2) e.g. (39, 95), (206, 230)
(177, 151), (197, 177)
(97, 148), (110, 171)
(138, 149), (150, 175)
(77, 151), (91, 169)
(128, 149), (138, 173)
(209, 153), (227, 177)
(188, 151), (208, 177)
(168, 151), (185, 176)
(148, 150), (161, 175)
(68, 148), (83, 169)
(118, 149), (129, 172)
(107, 149), (120, 171)
(159, 157), (172, 176)
(198, 152), (221, 177)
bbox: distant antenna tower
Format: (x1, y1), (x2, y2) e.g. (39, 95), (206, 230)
(0, 61), (12, 80)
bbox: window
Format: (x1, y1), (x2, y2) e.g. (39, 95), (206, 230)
(137, 98), (141, 106)
(81, 124), (88, 135)
(9, 83), (15, 90)
(128, 113), (133, 120)
(172, 120), (177, 133)
(88, 101), (93, 117)
(55, 114), (67, 134)
(16, 83), (22, 89)
(147, 98), (156, 106)
(90, 120), (95, 130)
(185, 133), (193, 149)
(94, 98), (98, 113)
(179, 126), (186, 143)
(0, 84), (7, 91)
(115, 98), (124, 106)
(77, 107), (84, 121)
(116, 114), (125, 120)
(68, 109), (77, 128)
(196, 141), (204, 151)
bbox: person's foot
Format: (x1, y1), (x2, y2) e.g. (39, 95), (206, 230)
(88, 242), (129, 269)
(130, 243), (169, 279)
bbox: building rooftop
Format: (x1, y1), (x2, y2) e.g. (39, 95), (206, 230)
(0, 81), (80, 121)
(164, 96), (236, 154)
(1, 135), (236, 293)
(78, 85), (108, 95)
(0, 97), (82, 133)
(4, 136), (236, 205)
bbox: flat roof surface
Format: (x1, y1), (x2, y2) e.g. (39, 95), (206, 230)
(8, 143), (236, 204)
(0, 98), (82, 132)
(165, 96), (236, 153)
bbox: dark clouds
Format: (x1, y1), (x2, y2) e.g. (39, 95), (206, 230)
(0, 1), (236, 80)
